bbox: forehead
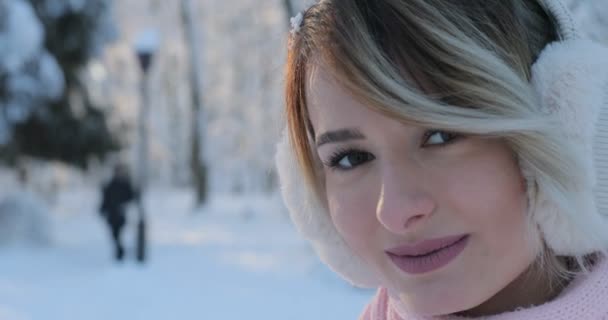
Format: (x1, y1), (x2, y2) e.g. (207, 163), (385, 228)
(306, 64), (374, 131)
(306, 63), (413, 139)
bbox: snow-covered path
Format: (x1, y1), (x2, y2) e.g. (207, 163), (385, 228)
(0, 187), (373, 320)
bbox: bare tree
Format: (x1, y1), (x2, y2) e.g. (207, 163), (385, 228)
(283, 0), (296, 22)
(181, 0), (208, 205)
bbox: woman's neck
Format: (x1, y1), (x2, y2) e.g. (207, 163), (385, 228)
(454, 257), (573, 317)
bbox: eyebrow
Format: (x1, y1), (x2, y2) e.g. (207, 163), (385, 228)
(316, 128), (366, 147)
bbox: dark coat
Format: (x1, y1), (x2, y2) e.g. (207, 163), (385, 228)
(100, 176), (136, 226)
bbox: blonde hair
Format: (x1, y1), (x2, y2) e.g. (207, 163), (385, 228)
(285, 0), (596, 282)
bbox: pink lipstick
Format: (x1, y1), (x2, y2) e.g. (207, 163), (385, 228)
(386, 234), (469, 275)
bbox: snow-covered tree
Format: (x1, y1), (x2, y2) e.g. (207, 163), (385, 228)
(0, 0), (119, 168)
(0, 0), (64, 145)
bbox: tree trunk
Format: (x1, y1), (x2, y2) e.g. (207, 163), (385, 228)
(283, 0), (296, 21)
(181, 0), (208, 206)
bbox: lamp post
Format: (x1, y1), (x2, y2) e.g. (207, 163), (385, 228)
(133, 28), (159, 263)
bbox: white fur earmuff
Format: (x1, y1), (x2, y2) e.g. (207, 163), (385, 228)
(275, 132), (379, 287)
(275, 0), (608, 286)
(527, 0), (608, 255)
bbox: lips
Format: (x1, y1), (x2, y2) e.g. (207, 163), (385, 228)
(386, 234), (469, 275)
(386, 234), (467, 256)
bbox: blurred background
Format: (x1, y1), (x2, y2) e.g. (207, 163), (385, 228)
(0, 1), (606, 319)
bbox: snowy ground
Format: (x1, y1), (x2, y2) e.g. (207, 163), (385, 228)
(0, 187), (373, 320)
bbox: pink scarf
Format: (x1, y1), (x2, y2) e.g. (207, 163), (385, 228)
(360, 258), (608, 320)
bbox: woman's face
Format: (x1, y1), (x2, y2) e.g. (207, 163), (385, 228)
(306, 67), (541, 316)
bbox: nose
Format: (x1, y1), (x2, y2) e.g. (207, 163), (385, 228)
(375, 167), (436, 234)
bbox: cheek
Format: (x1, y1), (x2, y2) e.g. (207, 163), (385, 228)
(448, 166), (525, 220)
(442, 148), (532, 252)
(326, 182), (380, 254)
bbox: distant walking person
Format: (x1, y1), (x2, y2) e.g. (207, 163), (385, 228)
(100, 164), (137, 261)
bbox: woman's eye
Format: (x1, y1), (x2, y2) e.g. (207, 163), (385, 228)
(424, 131), (459, 146)
(327, 150), (375, 170)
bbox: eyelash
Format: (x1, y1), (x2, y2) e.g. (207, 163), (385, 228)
(325, 147), (369, 170)
(422, 130), (461, 147)
(323, 130), (461, 171)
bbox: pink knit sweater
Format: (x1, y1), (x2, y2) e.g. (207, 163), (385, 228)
(360, 258), (608, 320)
